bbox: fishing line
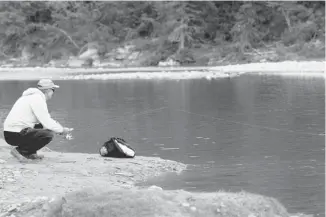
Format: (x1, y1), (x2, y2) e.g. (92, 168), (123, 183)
(177, 109), (325, 137)
(98, 106), (169, 139)
(107, 106), (168, 126)
(72, 105), (167, 138)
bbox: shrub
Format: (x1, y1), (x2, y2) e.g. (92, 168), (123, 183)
(174, 48), (195, 65)
(282, 21), (318, 45)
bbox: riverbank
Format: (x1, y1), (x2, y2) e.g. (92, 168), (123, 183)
(0, 140), (314, 217)
(0, 140), (186, 216)
(0, 60), (324, 80)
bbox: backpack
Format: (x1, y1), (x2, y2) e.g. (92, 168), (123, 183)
(99, 137), (135, 158)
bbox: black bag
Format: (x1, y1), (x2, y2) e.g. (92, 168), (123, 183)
(99, 137), (135, 158)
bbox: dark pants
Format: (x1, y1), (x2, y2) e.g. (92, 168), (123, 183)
(4, 123), (54, 155)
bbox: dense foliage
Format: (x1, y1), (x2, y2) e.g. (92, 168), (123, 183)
(0, 1), (324, 66)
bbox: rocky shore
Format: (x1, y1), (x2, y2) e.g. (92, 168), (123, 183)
(0, 140), (186, 217)
(0, 60), (324, 81)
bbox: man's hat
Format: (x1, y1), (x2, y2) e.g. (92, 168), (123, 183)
(37, 79), (60, 90)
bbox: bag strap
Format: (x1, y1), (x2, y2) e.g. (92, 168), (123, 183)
(114, 137), (126, 143)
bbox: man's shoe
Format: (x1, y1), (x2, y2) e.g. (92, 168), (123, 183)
(10, 148), (30, 163)
(26, 153), (44, 160)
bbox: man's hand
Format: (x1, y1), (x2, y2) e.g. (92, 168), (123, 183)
(60, 127), (74, 140)
(62, 127), (74, 134)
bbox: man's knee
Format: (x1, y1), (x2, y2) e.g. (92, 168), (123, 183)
(37, 130), (54, 144)
(44, 130), (54, 141)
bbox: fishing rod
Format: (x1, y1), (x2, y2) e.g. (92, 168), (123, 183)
(61, 106), (168, 141)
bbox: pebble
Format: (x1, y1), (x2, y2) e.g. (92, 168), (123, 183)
(7, 178), (15, 183)
(7, 204), (19, 212)
(43, 196), (66, 217)
(12, 171), (21, 177)
(114, 172), (134, 177)
(32, 196), (48, 203)
(181, 203), (190, 207)
(190, 206), (197, 212)
(148, 185), (163, 191)
(80, 170), (90, 176)
(41, 147), (52, 152)
(0, 159), (6, 164)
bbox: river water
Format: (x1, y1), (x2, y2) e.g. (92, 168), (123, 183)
(0, 74), (324, 216)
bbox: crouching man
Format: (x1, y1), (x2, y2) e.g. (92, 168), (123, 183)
(3, 79), (73, 161)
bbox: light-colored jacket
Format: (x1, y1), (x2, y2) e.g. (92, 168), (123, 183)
(4, 88), (64, 133)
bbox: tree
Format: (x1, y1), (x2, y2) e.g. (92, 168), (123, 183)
(0, 1), (324, 64)
(266, 1), (310, 32)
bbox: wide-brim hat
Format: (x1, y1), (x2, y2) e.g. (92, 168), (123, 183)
(37, 79), (60, 90)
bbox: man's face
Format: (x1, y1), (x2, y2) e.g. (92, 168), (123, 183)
(45, 88), (55, 100)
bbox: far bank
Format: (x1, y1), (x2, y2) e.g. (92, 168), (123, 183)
(0, 60), (324, 81)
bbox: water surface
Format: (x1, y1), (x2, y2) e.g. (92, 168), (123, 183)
(0, 75), (324, 216)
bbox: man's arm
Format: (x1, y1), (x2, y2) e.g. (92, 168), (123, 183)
(29, 95), (64, 133)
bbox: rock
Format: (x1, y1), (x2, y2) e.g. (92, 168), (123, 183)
(114, 172), (134, 178)
(97, 61), (121, 67)
(7, 204), (19, 212)
(0, 159), (6, 164)
(115, 54), (125, 61)
(43, 196), (66, 217)
(128, 52), (140, 60)
(80, 170), (90, 176)
(290, 215), (313, 217)
(190, 206), (196, 212)
(32, 196), (48, 203)
(181, 202), (190, 207)
(158, 59), (180, 66)
(92, 60), (101, 67)
(82, 59), (93, 67)
(148, 185), (163, 191)
(40, 147), (52, 152)
(7, 178), (15, 183)
(67, 58), (84, 67)
(116, 48), (125, 53)
(79, 48), (98, 60)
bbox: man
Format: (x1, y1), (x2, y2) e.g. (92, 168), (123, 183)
(3, 79), (73, 161)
